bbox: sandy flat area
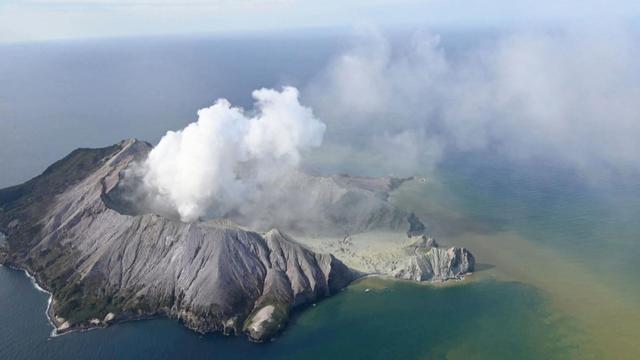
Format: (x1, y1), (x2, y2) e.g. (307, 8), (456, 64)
(297, 231), (422, 274)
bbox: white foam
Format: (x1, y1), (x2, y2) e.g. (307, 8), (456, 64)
(5, 265), (58, 337)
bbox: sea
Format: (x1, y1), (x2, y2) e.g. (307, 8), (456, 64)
(1, 31), (639, 359)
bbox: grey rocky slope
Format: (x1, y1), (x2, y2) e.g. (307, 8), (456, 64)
(0, 138), (474, 341)
(0, 139), (353, 341)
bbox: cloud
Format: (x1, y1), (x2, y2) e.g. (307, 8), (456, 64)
(0, 0), (298, 42)
(113, 24), (640, 230)
(10, 0), (291, 9)
(305, 29), (450, 176)
(306, 25), (640, 180)
(141, 86), (325, 221)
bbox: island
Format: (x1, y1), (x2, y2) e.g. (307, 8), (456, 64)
(0, 139), (474, 342)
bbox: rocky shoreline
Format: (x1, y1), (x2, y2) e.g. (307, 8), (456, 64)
(5, 258), (473, 340)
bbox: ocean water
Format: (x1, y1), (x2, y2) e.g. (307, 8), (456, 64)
(0, 267), (579, 360)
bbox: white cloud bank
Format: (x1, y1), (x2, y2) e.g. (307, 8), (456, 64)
(307, 26), (640, 179)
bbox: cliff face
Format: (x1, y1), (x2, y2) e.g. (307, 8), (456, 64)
(391, 236), (475, 282)
(0, 139), (354, 341)
(0, 138), (475, 341)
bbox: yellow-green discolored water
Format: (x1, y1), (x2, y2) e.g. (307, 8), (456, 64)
(390, 159), (640, 359)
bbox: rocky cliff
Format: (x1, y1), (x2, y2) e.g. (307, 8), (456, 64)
(391, 236), (475, 282)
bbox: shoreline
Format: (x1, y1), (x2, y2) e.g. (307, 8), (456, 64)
(1, 260), (475, 342)
(0, 264), (96, 338)
(352, 271), (474, 288)
(1, 264), (60, 337)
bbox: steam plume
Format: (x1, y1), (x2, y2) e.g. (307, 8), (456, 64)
(142, 86), (325, 222)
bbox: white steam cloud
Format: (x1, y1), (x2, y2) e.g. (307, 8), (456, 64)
(134, 25), (640, 225)
(142, 86), (325, 222)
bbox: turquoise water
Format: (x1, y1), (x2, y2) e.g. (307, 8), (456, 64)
(390, 153), (640, 358)
(437, 154), (640, 297)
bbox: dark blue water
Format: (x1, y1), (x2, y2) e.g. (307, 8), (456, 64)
(0, 266), (579, 360)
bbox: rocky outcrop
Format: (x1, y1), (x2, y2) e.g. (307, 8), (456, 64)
(0, 232), (7, 263)
(407, 213), (427, 237)
(391, 236), (475, 281)
(301, 233), (474, 282)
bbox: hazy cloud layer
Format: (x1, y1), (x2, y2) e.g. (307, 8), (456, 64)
(4, 0), (639, 42)
(306, 26), (640, 180)
(128, 25), (640, 225)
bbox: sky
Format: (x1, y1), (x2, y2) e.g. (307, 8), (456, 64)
(2, 0), (640, 43)
(2, 0), (640, 189)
